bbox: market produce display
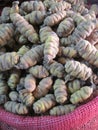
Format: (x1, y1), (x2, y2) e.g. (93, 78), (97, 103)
(0, 0), (98, 117)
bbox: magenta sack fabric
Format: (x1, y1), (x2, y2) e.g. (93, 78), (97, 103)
(0, 97), (98, 130)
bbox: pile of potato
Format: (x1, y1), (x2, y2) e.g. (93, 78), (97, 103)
(0, 0), (98, 116)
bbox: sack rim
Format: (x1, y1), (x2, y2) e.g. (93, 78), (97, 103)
(0, 97), (98, 129)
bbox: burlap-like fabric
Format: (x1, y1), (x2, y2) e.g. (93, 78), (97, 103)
(0, 97), (98, 130)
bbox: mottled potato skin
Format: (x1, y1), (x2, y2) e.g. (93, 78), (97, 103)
(16, 45), (44, 69)
(24, 74), (36, 92)
(33, 77), (53, 99)
(53, 79), (67, 104)
(0, 52), (19, 72)
(76, 39), (98, 67)
(67, 79), (81, 94)
(49, 62), (65, 78)
(70, 86), (93, 104)
(50, 104), (76, 116)
(33, 94), (56, 114)
(19, 89), (35, 107)
(65, 60), (92, 80)
(44, 11), (67, 26)
(29, 65), (49, 78)
(57, 17), (75, 37)
(0, 24), (14, 47)
(0, 0), (97, 117)
(4, 101), (28, 115)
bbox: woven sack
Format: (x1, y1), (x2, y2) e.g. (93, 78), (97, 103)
(0, 97), (98, 130)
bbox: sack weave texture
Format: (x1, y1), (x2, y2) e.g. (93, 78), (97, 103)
(0, 97), (98, 130)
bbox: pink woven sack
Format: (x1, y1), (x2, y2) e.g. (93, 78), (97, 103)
(0, 97), (98, 130)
